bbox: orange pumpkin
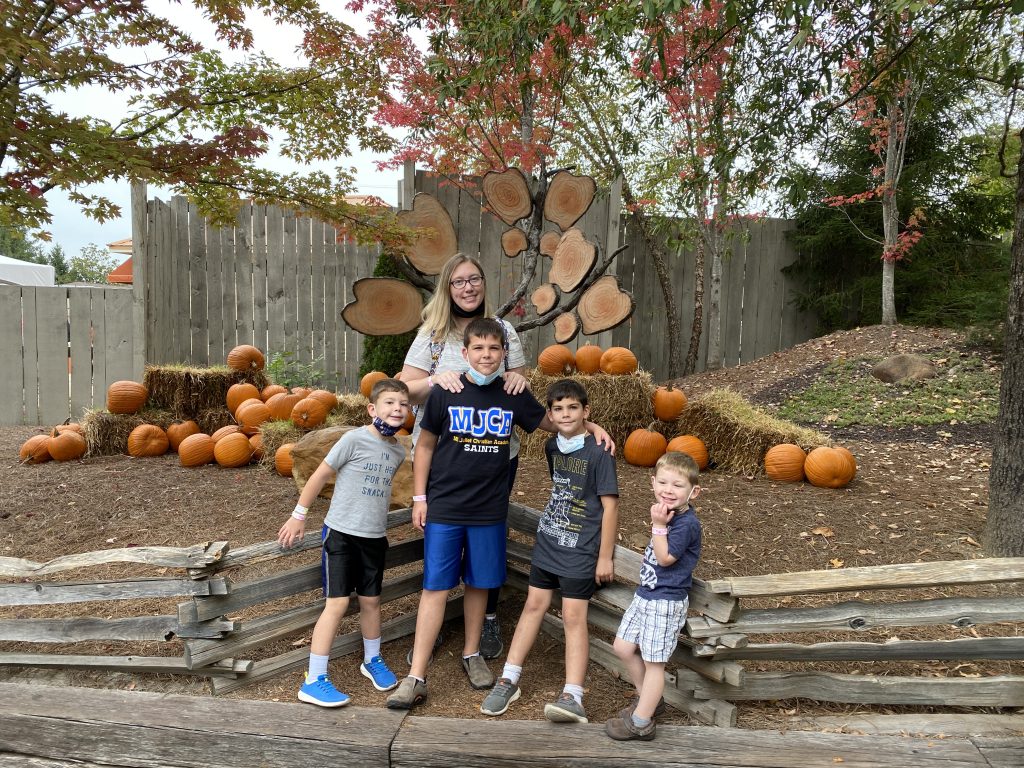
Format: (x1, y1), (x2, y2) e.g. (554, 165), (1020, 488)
(178, 433), (215, 467)
(266, 392), (303, 421)
(226, 344), (265, 372)
(624, 425), (668, 467)
(52, 420), (83, 437)
(291, 396), (329, 429)
(666, 435), (709, 470)
(211, 425), (241, 443)
(764, 443), (806, 482)
(226, 383), (261, 413)
(107, 380), (148, 414)
(166, 420), (200, 452)
(308, 389), (338, 411)
(275, 443), (295, 477)
(291, 386), (312, 398)
(360, 371), (389, 399)
(537, 344), (575, 376)
(804, 446), (855, 489)
(403, 409), (415, 431)
(261, 384), (287, 401)
(235, 399), (271, 432)
(599, 347), (638, 375)
(653, 385), (687, 422)
(48, 430), (87, 462)
(19, 434), (52, 464)
(214, 432), (254, 467)
(574, 345), (603, 374)
(248, 432), (264, 461)
(834, 446), (857, 481)
(127, 424), (169, 457)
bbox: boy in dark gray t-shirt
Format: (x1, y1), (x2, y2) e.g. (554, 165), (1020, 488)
(277, 379), (409, 708)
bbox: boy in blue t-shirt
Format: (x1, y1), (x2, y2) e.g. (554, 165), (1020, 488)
(606, 451), (702, 741)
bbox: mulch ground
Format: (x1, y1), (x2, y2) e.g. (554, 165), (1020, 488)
(1, 324), (1016, 729)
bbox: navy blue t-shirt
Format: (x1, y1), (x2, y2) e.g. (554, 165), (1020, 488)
(636, 506), (701, 600)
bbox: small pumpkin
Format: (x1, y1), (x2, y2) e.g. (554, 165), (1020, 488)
(653, 385), (687, 422)
(403, 409), (415, 431)
(599, 347), (638, 375)
(226, 383), (261, 414)
(291, 396), (329, 429)
(178, 433), (215, 467)
(127, 424), (169, 457)
(275, 443), (295, 477)
(804, 446), (855, 489)
(574, 345), (603, 374)
(248, 432), (265, 461)
(211, 425), (241, 443)
(360, 371), (389, 399)
(235, 399), (271, 432)
(166, 420), (200, 452)
(537, 344), (575, 376)
(52, 420), (83, 437)
(261, 384), (287, 401)
(214, 432), (254, 467)
(107, 380), (148, 414)
(624, 424), (668, 467)
(308, 389), (339, 411)
(667, 434), (709, 470)
(764, 443), (806, 483)
(291, 386), (312, 398)
(226, 344), (265, 372)
(266, 392), (303, 421)
(48, 430), (87, 462)
(19, 434), (52, 464)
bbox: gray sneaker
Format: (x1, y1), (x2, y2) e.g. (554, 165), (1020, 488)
(480, 677), (521, 716)
(385, 676), (427, 710)
(480, 616), (503, 659)
(543, 692), (588, 723)
(461, 654), (495, 690)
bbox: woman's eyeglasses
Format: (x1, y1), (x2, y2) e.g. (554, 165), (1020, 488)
(449, 274), (484, 289)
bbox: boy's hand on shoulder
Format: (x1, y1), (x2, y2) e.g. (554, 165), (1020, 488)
(412, 500), (428, 531)
(650, 503), (675, 527)
(278, 517), (305, 549)
(595, 556), (615, 585)
(502, 370), (528, 394)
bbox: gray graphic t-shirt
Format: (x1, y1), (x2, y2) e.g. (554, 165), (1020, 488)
(323, 426), (406, 539)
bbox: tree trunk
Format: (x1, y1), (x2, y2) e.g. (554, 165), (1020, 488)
(704, 219), (724, 370)
(984, 125), (1024, 556)
(880, 187), (899, 325)
(685, 236), (705, 374)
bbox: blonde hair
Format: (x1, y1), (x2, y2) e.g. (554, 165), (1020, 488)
(420, 253), (493, 339)
(655, 451), (700, 484)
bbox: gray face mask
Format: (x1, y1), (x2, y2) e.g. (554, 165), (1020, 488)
(466, 366), (501, 386)
(556, 433), (585, 453)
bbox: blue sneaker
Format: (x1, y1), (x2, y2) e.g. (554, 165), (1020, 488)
(360, 655), (399, 692)
(298, 673), (350, 707)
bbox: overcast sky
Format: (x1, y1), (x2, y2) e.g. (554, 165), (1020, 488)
(45, 1), (402, 259)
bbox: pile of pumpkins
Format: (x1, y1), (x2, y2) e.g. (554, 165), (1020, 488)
(18, 422), (87, 464)
(765, 443), (857, 489)
(536, 344), (638, 376)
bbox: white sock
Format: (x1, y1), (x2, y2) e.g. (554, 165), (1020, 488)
(307, 652), (329, 681)
(363, 636), (381, 663)
(501, 663), (523, 684)
(563, 683), (585, 704)
(485, 613), (497, 621)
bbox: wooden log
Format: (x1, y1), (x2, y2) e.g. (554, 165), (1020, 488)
(697, 636), (1024, 662)
(0, 653), (250, 677)
(0, 576), (229, 607)
(543, 170), (597, 230)
(341, 277), (423, 336)
(501, 228), (527, 257)
(395, 192), (457, 274)
(577, 274), (636, 335)
(0, 615), (234, 643)
(791, 713), (1024, 737)
(552, 312), (579, 344)
(0, 681), (404, 768)
(685, 596), (1024, 638)
(678, 669), (1024, 706)
(972, 736), (1024, 768)
(548, 229), (596, 292)
(706, 557), (1024, 597)
(482, 168), (532, 225)
(530, 283), (559, 315)
(539, 231), (560, 257)
(0, 542), (228, 578)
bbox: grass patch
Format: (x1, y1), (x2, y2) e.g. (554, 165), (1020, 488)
(775, 352), (1000, 428)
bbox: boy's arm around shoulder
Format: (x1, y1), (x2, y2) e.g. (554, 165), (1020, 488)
(595, 493), (618, 584)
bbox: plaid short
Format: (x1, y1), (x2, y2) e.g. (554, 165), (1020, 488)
(616, 593), (689, 663)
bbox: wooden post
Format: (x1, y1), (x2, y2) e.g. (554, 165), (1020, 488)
(402, 160), (416, 211)
(130, 181), (148, 379)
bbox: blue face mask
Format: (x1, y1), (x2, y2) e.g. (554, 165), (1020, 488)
(372, 416), (399, 437)
(466, 366), (502, 386)
(556, 433), (586, 454)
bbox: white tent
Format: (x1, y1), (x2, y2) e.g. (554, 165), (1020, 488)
(0, 254), (55, 286)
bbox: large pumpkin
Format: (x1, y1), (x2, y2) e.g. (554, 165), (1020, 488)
(291, 396), (329, 429)
(226, 344), (265, 372)
(261, 384), (287, 401)
(166, 420), (200, 452)
(360, 371), (388, 399)
(804, 446), (855, 489)
(275, 442), (295, 477)
(52, 421), (83, 437)
(624, 425), (668, 467)
(666, 435), (709, 470)
(248, 433), (265, 461)
(226, 383), (261, 413)
(574, 345), (603, 374)
(308, 389), (339, 411)
(834, 446), (857, 481)
(178, 433), (215, 467)
(266, 392), (303, 421)
(107, 381), (147, 414)
(235, 399), (271, 433)
(211, 424), (241, 443)
(127, 424), (169, 457)
(764, 443), (806, 482)
(19, 434), (52, 464)
(48, 430), (87, 462)
(537, 344), (575, 376)
(653, 385), (687, 422)
(599, 347), (638, 375)
(214, 432), (254, 467)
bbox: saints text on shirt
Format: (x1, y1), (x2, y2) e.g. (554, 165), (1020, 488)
(447, 406), (513, 438)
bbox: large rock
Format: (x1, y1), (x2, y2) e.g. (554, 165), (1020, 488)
(870, 354), (937, 383)
(290, 426), (413, 509)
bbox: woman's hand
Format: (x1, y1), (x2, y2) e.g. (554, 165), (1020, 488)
(431, 369), (464, 393)
(502, 370), (528, 395)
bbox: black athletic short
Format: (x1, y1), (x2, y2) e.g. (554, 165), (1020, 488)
(529, 561), (598, 600)
(321, 525), (388, 598)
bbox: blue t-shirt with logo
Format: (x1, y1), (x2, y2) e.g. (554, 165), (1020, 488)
(636, 506), (701, 601)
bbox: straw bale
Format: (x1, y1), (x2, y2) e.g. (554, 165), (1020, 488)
(520, 370), (655, 458)
(195, 407), (234, 435)
(81, 407), (176, 456)
(143, 364), (269, 418)
(673, 388), (830, 476)
(257, 420), (304, 470)
(330, 393), (372, 428)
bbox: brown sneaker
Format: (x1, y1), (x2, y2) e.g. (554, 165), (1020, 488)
(461, 654), (495, 690)
(605, 713), (656, 741)
(617, 694), (666, 720)
(385, 676), (427, 710)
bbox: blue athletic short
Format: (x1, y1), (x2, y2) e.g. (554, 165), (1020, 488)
(422, 521), (506, 591)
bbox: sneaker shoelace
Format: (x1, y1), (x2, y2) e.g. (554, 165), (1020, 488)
(492, 678), (516, 696)
(365, 656), (391, 676)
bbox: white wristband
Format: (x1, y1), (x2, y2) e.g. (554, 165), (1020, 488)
(291, 511), (307, 521)
(412, 495), (427, 502)
(427, 376), (434, 388)
(651, 526), (668, 536)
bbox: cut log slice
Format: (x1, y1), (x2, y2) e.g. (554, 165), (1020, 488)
(341, 277), (423, 336)
(531, 283), (560, 315)
(482, 168), (533, 225)
(396, 193), (457, 275)
(544, 171), (597, 230)
(553, 312), (580, 344)
(578, 274), (636, 334)
(539, 231), (561, 258)
(549, 228), (596, 292)
(501, 227), (528, 257)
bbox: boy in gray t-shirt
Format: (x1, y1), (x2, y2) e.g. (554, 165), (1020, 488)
(277, 379), (409, 707)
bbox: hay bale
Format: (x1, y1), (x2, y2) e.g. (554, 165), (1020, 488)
(520, 370), (655, 458)
(143, 364), (269, 418)
(257, 419), (304, 470)
(330, 393), (372, 428)
(673, 388), (830, 476)
(194, 407), (234, 435)
(81, 407), (176, 456)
